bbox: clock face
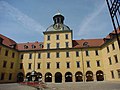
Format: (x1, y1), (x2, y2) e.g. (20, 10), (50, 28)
(53, 24), (62, 30)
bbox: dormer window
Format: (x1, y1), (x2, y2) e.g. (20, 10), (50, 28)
(39, 44), (43, 48)
(24, 45), (28, 49)
(32, 45), (36, 49)
(83, 42), (89, 47)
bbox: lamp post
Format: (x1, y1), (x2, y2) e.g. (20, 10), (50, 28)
(106, 0), (120, 49)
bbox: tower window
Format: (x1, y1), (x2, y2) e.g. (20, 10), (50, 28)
(56, 43), (60, 48)
(1, 73), (5, 80)
(65, 34), (68, 39)
(47, 43), (50, 49)
(65, 42), (69, 48)
(9, 73), (12, 80)
(47, 35), (50, 41)
(56, 35), (59, 40)
(47, 53), (50, 58)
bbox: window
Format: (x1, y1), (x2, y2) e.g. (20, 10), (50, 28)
(10, 62), (14, 69)
(1, 73), (5, 80)
(56, 35), (59, 40)
(47, 62), (50, 69)
(112, 43), (115, 50)
(108, 57), (112, 65)
(12, 52), (15, 58)
(9, 73), (12, 80)
(96, 60), (100, 67)
(114, 55), (118, 63)
(76, 51), (79, 57)
(20, 63), (23, 69)
(47, 43), (50, 49)
(56, 62), (60, 69)
(95, 50), (99, 56)
(56, 43), (60, 48)
(65, 42), (69, 48)
(56, 52), (60, 58)
(28, 63), (32, 69)
(37, 63), (41, 69)
(111, 71), (115, 79)
(117, 70), (120, 78)
(86, 61), (90, 68)
(66, 62), (70, 68)
(85, 51), (89, 56)
(38, 53), (41, 59)
(66, 52), (69, 58)
(3, 61), (7, 68)
(32, 45), (36, 49)
(39, 44), (43, 48)
(76, 61), (80, 68)
(20, 54), (24, 59)
(5, 50), (8, 56)
(47, 35), (50, 41)
(24, 45), (28, 49)
(47, 53), (50, 58)
(29, 53), (32, 59)
(65, 34), (68, 39)
(107, 46), (110, 53)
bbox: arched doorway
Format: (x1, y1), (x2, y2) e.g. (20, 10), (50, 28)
(36, 72), (42, 81)
(17, 72), (24, 82)
(65, 72), (72, 82)
(96, 70), (104, 81)
(55, 72), (62, 83)
(86, 71), (94, 82)
(26, 72), (32, 81)
(45, 72), (52, 82)
(75, 71), (83, 82)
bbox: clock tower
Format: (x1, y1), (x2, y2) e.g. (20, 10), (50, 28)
(43, 12), (73, 49)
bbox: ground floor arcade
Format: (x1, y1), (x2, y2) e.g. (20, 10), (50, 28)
(17, 70), (104, 83)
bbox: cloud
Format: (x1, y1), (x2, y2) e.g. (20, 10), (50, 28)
(78, 1), (106, 38)
(0, 1), (45, 34)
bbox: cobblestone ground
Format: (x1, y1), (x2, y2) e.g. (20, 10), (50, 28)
(0, 81), (120, 90)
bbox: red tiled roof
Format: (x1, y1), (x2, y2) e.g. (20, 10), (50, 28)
(73, 39), (104, 48)
(17, 42), (43, 51)
(0, 34), (16, 48)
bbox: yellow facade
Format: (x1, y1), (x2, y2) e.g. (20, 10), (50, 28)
(0, 13), (120, 83)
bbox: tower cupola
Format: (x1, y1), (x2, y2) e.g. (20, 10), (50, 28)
(53, 12), (64, 24)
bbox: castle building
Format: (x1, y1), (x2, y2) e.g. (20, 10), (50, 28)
(0, 13), (120, 83)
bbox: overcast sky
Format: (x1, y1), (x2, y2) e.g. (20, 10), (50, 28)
(0, 0), (113, 43)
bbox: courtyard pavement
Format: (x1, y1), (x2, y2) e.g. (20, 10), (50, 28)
(0, 81), (120, 90)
